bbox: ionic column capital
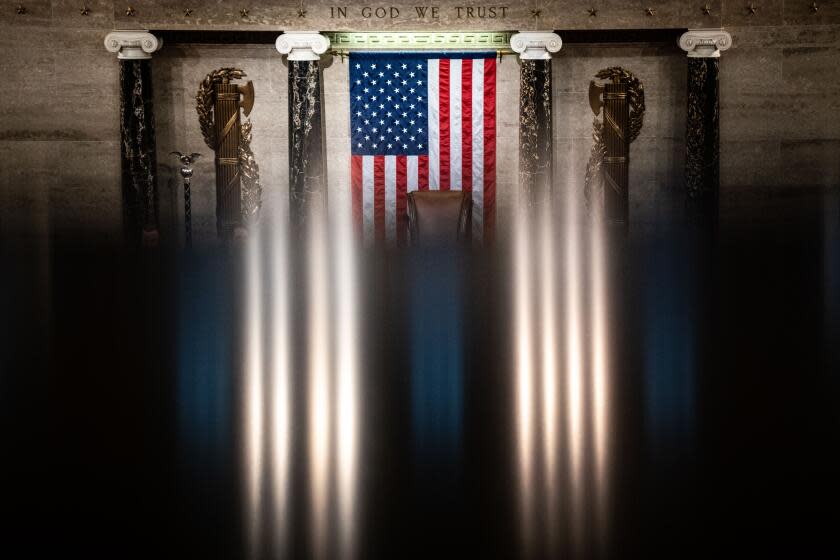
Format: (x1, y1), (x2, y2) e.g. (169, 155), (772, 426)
(275, 32), (330, 61)
(104, 31), (162, 60)
(679, 29), (732, 58)
(510, 31), (562, 60)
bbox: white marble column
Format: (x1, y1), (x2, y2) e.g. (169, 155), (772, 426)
(679, 29), (732, 210)
(104, 31), (163, 246)
(510, 32), (562, 207)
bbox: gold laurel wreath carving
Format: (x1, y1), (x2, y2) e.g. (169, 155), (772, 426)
(584, 66), (645, 210)
(195, 67), (261, 222)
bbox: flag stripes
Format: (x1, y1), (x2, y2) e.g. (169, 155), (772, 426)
(351, 54), (496, 245)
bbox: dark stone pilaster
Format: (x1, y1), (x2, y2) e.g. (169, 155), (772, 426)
(288, 60), (326, 228)
(119, 59), (159, 246)
(518, 59), (553, 209)
(686, 57), (720, 210)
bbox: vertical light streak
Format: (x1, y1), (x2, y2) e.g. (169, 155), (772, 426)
(565, 183), (585, 544)
(244, 228), (264, 558)
(308, 212), (332, 558)
(540, 205), (558, 494)
(539, 204), (560, 550)
(269, 220), (291, 555)
(514, 205), (535, 545)
(590, 213), (610, 543)
(335, 210), (360, 559)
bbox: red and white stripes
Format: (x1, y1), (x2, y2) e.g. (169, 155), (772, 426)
(351, 57), (496, 245)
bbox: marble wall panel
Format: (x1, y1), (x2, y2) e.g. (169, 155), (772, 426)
(52, 140), (122, 234)
(722, 46), (783, 93)
(784, 1), (840, 26)
(0, 141), (57, 237)
(721, 0), (784, 27)
(781, 46), (840, 93)
(727, 24), (840, 48)
(780, 139), (840, 188)
(496, 59), (519, 217)
(720, 140), (782, 188)
(51, 0), (115, 28)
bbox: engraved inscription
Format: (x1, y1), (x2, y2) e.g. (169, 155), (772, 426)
(328, 5), (507, 20)
(455, 6), (508, 18)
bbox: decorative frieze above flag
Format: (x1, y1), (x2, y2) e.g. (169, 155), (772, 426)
(349, 51), (496, 244)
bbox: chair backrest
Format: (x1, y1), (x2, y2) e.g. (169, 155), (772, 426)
(406, 191), (472, 245)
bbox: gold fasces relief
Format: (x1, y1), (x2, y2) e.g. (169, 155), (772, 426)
(196, 68), (262, 229)
(585, 67), (645, 218)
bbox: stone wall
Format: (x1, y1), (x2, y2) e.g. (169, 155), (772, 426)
(1, 1), (839, 239)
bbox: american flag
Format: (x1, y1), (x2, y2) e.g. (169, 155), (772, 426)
(349, 52), (496, 244)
